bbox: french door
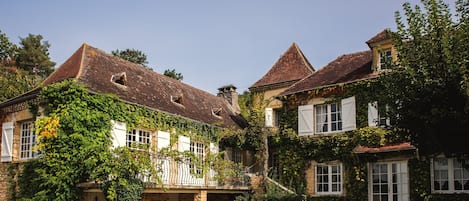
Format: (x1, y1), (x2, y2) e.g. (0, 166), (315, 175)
(369, 161), (409, 201)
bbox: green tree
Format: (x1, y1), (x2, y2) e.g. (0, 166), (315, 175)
(112, 48), (149, 68)
(15, 34), (56, 78)
(376, 0), (469, 154)
(163, 68), (184, 80)
(0, 30), (17, 66)
(0, 67), (41, 102)
(0, 31), (42, 102)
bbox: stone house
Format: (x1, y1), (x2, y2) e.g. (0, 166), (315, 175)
(251, 30), (469, 200)
(0, 44), (249, 201)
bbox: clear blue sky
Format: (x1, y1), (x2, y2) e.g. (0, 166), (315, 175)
(0, 0), (454, 94)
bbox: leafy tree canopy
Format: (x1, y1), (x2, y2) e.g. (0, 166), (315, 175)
(0, 31), (53, 102)
(112, 48), (149, 68)
(0, 30), (17, 66)
(163, 68), (184, 80)
(376, 0), (469, 154)
(15, 34), (56, 78)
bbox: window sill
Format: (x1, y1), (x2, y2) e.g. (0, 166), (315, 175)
(431, 190), (469, 194)
(299, 131), (347, 137)
(311, 192), (343, 197)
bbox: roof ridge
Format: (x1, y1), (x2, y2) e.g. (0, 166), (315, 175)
(75, 43), (87, 80)
(249, 42), (315, 89)
(41, 43), (87, 86)
(292, 42), (315, 73)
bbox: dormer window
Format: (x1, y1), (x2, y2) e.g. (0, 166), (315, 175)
(212, 107), (222, 118)
(171, 95), (183, 105)
(111, 72), (127, 86)
(379, 48), (392, 71)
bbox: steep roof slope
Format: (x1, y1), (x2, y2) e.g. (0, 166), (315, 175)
(41, 44), (245, 128)
(280, 50), (375, 96)
(366, 29), (392, 46)
(249, 43), (314, 91)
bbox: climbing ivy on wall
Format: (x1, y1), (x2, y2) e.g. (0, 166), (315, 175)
(11, 79), (227, 201)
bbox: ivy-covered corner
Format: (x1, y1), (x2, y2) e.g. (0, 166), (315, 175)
(10, 79), (232, 201)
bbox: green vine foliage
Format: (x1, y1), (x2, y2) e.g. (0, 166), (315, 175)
(12, 79), (227, 201)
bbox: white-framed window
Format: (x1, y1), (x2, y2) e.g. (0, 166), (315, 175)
(20, 121), (36, 159)
(369, 161), (409, 201)
(315, 103), (342, 134)
(190, 141), (205, 174)
(379, 48), (392, 70)
(315, 163), (343, 194)
(298, 96), (356, 136)
(368, 102), (391, 127)
(126, 128), (151, 148)
(431, 157), (469, 193)
(265, 108), (282, 128)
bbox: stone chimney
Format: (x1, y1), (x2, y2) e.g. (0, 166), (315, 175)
(217, 85), (241, 114)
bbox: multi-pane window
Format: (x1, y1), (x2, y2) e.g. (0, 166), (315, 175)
(20, 121), (36, 159)
(126, 129), (151, 148)
(370, 161), (409, 201)
(432, 157), (469, 193)
(269, 152), (281, 180)
(315, 103), (342, 134)
(379, 49), (392, 70)
(316, 163), (342, 194)
(273, 109), (281, 128)
(190, 141), (205, 174)
(231, 149), (243, 164)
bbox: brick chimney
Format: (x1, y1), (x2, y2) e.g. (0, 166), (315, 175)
(217, 85), (241, 114)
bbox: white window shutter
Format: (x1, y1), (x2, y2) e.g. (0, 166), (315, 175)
(265, 108), (273, 127)
(178, 135), (190, 152)
(209, 142), (219, 154)
(1, 122), (14, 162)
(157, 131), (171, 151)
(298, 105), (314, 135)
(341, 96), (356, 131)
(385, 105), (391, 126)
(111, 120), (126, 148)
(368, 102), (379, 127)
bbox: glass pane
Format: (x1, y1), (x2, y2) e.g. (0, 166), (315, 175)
(442, 181), (449, 190)
(373, 184), (380, 193)
(434, 181), (440, 190)
(381, 174), (388, 182)
(381, 164), (387, 173)
(373, 175), (380, 183)
(332, 166), (338, 173)
(373, 195), (380, 201)
(331, 104), (337, 112)
(455, 170), (462, 180)
(381, 195), (388, 201)
(455, 180), (462, 190)
(381, 184), (388, 193)
(323, 175), (328, 182)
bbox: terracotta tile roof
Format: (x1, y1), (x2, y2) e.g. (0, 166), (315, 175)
(279, 50), (375, 96)
(249, 43), (314, 90)
(38, 44), (246, 128)
(353, 142), (416, 154)
(366, 29), (391, 46)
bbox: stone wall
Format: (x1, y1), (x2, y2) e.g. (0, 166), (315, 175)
(0, 163), (10, 201)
